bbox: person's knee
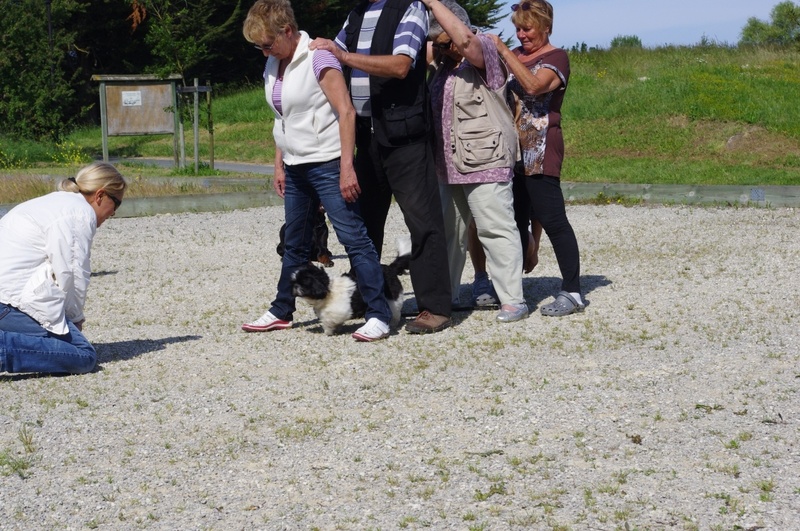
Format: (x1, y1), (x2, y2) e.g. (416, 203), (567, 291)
(73, 345), (97, 374)
(538, 213), (571, 235)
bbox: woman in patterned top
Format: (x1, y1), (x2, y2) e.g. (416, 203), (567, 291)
(489, 0), (585, 317)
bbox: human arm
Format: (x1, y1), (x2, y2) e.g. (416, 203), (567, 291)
(273, 148), (286, 198)
(318, 67), (361, 202)
(310, 37), (414, 79)
(421, 0), (485, 69)
(48, 212), (93, 326)
(488, 34), (562, 95)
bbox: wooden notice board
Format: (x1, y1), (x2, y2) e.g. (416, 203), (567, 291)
(93, 75), (181, 163)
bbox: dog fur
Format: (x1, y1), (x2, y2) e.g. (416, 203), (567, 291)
(291, 238), (411, 335)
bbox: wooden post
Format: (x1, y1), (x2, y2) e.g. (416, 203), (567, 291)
(98, 81), (109, 162)
(192, 78), (199, 174)
(207, 80), (214, 171)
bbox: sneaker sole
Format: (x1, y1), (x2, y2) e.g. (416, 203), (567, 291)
(405, 321), (451, 334)
(241, 322), (292, 332)
(497, 312), (528, 323)
(474, 294), (498, 307)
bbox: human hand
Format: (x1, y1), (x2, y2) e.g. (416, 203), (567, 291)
(487, 33), (505, 50)
(74, 320), (84, 331)
(339, 167), (361, 203)
(310, 38), (344, 62)
(273, 169), (286, 198)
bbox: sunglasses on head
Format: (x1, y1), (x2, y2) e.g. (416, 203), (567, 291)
(432, 40), (453, 50)
(511, 1), (542, 11)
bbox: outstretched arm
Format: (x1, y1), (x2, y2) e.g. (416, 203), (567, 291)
(310, 38), (414, 79)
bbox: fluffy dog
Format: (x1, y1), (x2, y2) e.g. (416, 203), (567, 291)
(291, 238), (411, 335)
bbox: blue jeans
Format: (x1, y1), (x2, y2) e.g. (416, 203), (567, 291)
(0, 303), (97, 374)
(269, 159), (391, 324)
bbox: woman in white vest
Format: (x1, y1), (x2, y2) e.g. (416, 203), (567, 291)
(241, 0), (393, 341)
(424, 0), (527, 323)
(0, 162), (126, 374)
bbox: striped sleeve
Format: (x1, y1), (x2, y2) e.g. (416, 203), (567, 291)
(393, 0), (429, 64)
(312, 49), (343, 80)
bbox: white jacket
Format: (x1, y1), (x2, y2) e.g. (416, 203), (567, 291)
(0, 191), (97, 334)
(264, 31), (341, 165)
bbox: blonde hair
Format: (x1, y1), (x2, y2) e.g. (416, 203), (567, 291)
(511, 0), (554, 36)
(243, 0), (298, 43)
(59, 162), (127, 197)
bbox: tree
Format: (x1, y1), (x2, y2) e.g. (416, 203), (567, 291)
(292, 0), (355, 39)
(461, 0), (506, 32)
(610, 35), (643, 49)
(128, 0), (249, 83)
(0, 0), (84, 140)
(740, 1), (800, 47)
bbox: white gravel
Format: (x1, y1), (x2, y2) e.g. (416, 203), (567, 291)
(1, 203), (799, 530)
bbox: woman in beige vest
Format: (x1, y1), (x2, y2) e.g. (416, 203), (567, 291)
(424, 0), (527, 323)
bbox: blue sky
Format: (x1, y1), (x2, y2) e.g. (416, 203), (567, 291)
(490, 0), (777, 49)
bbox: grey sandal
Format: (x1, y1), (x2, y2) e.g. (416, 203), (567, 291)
(540, 291), (585, 317)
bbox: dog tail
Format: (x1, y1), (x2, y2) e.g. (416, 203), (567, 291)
(387, 236), (412, 276)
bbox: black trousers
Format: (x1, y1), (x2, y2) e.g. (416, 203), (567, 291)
(355, 121), (452, 316)
(513, 173), (582, 294)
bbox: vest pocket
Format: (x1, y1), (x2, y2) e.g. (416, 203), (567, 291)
(453, 127), (506, 170)
(455, 92), (488, 120)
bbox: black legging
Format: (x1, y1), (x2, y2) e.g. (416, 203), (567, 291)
(513, 173), (582, 294)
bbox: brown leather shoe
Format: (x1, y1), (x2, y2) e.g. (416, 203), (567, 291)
(405, 311), (451, 334)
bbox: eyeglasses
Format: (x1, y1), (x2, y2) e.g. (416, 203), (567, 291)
(105, 192), (122, 211)
(432, 40), (453, 51)
(253, 41), (275, 52)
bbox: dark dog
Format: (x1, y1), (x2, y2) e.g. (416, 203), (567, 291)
(290, 238), (411, 335)
(277, 206), (334, 267)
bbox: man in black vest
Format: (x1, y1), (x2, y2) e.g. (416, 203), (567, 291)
(311, 0), (452, 333)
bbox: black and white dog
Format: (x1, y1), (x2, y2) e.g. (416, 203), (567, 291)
(291, 238), (411, 335)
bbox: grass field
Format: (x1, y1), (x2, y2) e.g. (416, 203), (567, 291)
(1, 43), (799, 196)
(566, 45), (800, 185)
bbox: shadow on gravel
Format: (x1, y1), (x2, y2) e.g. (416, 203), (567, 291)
(523, 274), (612, 310)
(0, 336), (202, 381)
(399, 274), (612, 317)
(95, 335), (202, 365)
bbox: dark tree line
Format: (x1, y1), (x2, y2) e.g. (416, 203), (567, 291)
(1, 0), (505, 140)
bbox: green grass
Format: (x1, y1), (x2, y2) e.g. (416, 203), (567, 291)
(566, 45), (800, 185)
(1, 44), (799, 186)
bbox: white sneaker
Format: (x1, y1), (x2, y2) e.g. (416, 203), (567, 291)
(241, 311), (292, 332)
(352, 318), (390, 342)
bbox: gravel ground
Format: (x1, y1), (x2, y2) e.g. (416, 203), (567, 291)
(1, 203), (799, 530)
